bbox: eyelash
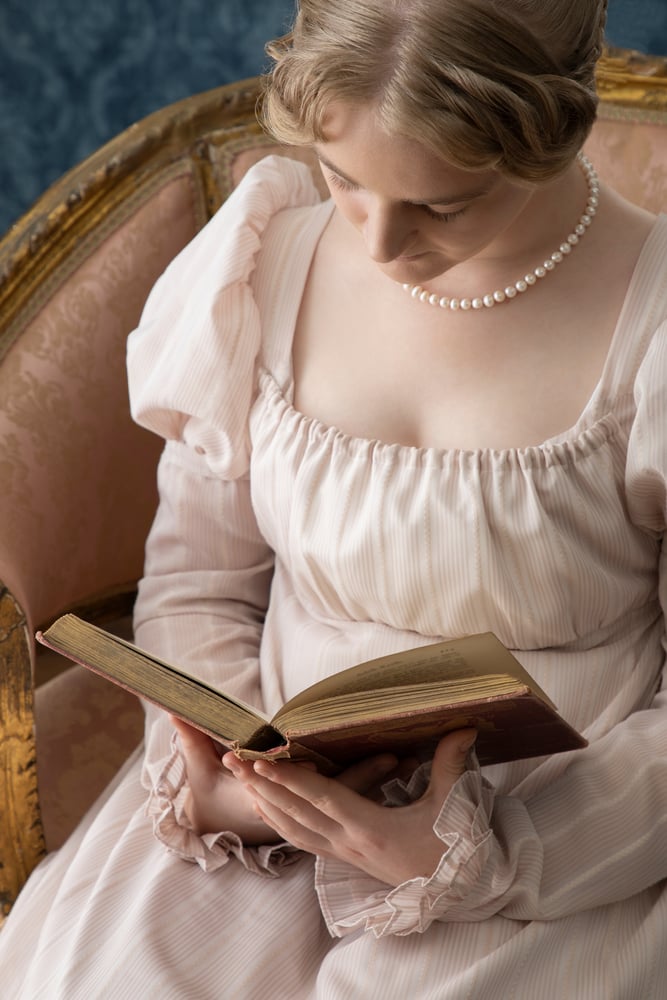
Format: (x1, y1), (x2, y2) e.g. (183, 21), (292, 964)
(326, 171), (467, 223)
(326, 172), (358, 195)
(422, 206), (467, 224)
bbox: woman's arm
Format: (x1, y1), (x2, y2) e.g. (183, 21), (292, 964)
(134, 441), (299, 870)
(135, 440), (274, 760)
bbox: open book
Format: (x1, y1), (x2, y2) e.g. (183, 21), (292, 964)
(37, 615), (586, 772)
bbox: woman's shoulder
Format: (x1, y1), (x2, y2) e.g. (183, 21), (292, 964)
(599, 186), (662, 262)
(126, 155), (325, 477)
(132, 152), (323, 320)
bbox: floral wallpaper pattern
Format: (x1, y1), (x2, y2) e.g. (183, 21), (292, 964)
(1, 0), (665, 237)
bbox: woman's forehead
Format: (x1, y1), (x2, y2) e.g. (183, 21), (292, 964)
(317, 101), (501, 202)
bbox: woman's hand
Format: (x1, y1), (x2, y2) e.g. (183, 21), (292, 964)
(228, 729), (477, 885)
(171, 717), (282, 844)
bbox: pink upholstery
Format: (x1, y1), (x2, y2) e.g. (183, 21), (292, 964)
(0, 174), (197, 639)
(585, 107), (667, 214)
(35, 635), (143, 850)
(0, 171), (203, 851)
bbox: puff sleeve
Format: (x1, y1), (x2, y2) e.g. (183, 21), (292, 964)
(128, 155), (321, 478)
(126, 156), (321, 872)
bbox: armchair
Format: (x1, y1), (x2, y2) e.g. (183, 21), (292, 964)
(1, 50), (666, 920)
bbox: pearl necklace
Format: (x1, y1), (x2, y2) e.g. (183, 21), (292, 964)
(402, 153), (599, 312)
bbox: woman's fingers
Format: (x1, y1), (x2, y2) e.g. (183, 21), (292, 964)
(249, 788), (337, 854)
(423, 729), (476, 805)
(189, 730), (478, 878)
(335, 753), (399, 794)
(250, 760), (344, 824)
(245, 759), (387, 855)
(170, 716), (221, 780)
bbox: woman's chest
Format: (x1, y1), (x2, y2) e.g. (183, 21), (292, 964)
(291, 220), (627, 454)
(248, 377), (656, 647)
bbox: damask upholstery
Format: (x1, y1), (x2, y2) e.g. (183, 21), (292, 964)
(586, 108), (667, 213)
(1, 53), (666, 920)
(34, 622), (141, 852)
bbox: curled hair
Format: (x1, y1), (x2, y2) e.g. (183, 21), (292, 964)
(262, 0), (608, 182)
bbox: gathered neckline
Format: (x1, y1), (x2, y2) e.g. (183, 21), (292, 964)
(258, 202), (667, 461)
(256, 367), (625, 470)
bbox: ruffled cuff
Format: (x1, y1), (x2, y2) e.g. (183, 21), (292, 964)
(315, 759), (495, 938)
(145, 734), (301, 876)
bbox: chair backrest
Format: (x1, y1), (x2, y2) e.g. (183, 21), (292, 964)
(586, 47), (667, 212)
(0, 82), (260, 639)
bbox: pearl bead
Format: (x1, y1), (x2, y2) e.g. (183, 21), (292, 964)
(401, 152), (598, 314)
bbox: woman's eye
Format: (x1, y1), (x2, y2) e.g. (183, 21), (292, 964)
(423, 206), (467, 223)
(324, 168), (467, 223)
(326, 171), (358, 193)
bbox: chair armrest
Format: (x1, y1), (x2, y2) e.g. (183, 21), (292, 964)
(0, 584), (45, 920)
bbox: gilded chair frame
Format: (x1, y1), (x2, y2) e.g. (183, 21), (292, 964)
(1, 48), (666, 919)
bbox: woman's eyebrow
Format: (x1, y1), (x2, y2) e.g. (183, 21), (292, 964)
(316, 151), (495, 206)
(316, 152), (358, 186)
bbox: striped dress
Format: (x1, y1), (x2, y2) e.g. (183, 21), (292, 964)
(2, 156), (666, 998)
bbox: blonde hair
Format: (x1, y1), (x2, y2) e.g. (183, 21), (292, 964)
(262, 0), (608, 182)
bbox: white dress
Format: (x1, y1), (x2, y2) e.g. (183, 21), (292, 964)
(2, 157), (666, 999)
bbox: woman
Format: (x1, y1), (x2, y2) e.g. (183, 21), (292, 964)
(2, 1), (666, 996)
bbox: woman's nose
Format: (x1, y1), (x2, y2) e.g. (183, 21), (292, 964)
(363, 198), (415, 262)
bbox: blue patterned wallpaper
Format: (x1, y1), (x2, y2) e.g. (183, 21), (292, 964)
(1, 0), (665, 237)
(606, 0), (667, 56)
(0, 0), (294, 235)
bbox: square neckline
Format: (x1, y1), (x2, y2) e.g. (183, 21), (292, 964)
(258, 199), (667, 460)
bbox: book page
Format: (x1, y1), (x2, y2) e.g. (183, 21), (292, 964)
(275, 674), (523, 731)
(38, 616), (271, 741)
(274, 633), (553, 725)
